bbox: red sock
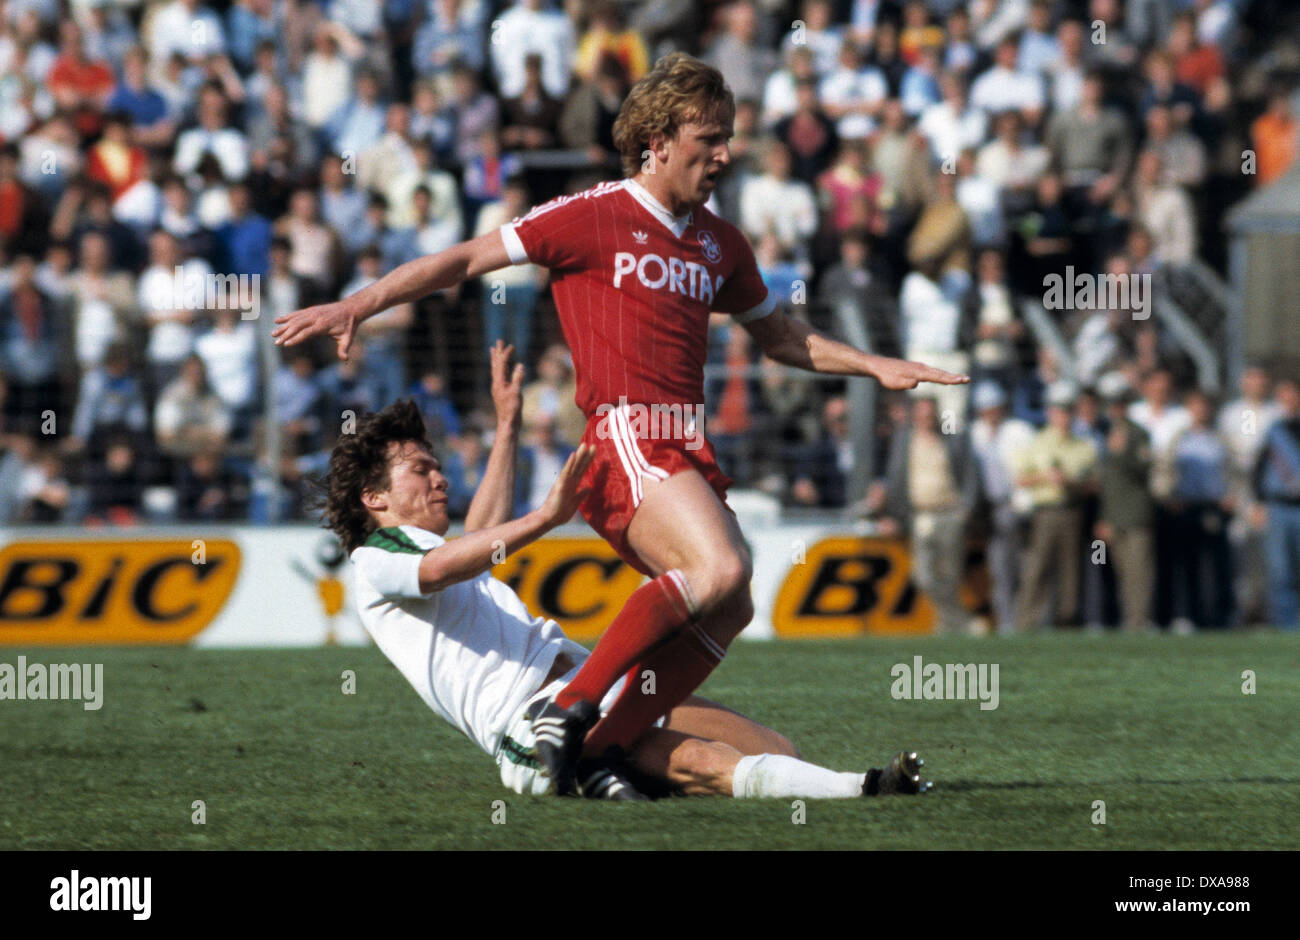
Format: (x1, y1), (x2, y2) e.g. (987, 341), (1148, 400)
(554, 570), (698, 710)
(581, 621), (726, 757)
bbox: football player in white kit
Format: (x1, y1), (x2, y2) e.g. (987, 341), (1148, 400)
(323, 343), (930, 800)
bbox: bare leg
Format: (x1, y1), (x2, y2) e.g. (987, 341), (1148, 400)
(624, 696), (800, 796)
(626, 469), (754, 643)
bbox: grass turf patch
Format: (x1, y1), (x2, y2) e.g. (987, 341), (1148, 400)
(2, 634), (1298, 850)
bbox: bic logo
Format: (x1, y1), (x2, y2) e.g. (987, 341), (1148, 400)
(0, 540), (241, 644)
(774, 538), (940, 637)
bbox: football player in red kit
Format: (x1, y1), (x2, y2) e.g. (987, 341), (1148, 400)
(273, 53), (965, 797)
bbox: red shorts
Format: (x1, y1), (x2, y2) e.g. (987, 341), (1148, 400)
(577, 402), (734, 576)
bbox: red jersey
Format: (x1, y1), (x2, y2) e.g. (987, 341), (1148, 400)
(501, 177), (774, 417)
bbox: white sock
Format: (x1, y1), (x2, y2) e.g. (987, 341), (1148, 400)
(730, 753), (866, 799)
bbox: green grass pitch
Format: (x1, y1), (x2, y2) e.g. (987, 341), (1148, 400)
(3, 634), (1298, 850)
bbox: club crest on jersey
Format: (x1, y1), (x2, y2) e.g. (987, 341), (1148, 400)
(697, 230), (722, 263)
(632, 230), (648, 245)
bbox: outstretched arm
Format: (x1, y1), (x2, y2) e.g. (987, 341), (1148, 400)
(741, 310), (969, 390)
(271, 230), (515, 360)
(417, 444), (595, 594)
(464, 341), (525, 533)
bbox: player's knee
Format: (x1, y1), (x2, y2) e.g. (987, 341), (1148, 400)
(690, 548), (753, 611)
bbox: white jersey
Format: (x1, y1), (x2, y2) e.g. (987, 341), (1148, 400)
(350, 525), (587, 757)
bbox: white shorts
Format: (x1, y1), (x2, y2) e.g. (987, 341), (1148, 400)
(495, 664), (666, 795)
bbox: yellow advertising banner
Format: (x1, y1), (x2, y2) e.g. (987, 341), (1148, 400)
(492, 538), (646, 642)
(0, 539), (241, 644)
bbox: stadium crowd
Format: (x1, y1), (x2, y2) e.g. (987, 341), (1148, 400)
(0, 0), (1298, 630)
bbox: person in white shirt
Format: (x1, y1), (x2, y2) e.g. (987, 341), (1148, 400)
(328, 344), (929, 800)
(918, 71), (987, 166)
(738, 141), (817, 256)
(969, 36), (1044, 127)
(969, 381), (1035, 634)
(1218, 365), (1283, 622)
(489, 0), (575, 100)
(173, 85), (248, 182)
(818, 37), (888, 140)
(148, 0), (226, 66)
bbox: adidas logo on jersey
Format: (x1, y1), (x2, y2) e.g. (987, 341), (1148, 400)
(632, 230), (648, 244)
(612, 251), (724, 305)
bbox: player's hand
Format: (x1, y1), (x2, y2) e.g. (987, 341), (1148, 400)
(272, 300), (361, 360)
(539, 444), (595, 529)
(871, 356), (970, 390)
(489, 340), (525, 427)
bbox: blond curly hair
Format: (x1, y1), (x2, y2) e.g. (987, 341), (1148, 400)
(612, 52), (735, 178)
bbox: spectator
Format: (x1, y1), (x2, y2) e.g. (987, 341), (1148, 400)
(967, 248), (1024, 386)
(149, 0), (227, 65)
(155, 353), (232, 459)
(137, 228), (206, 394)
(475, 179), (541, 359)
(409, 370), (462, 441)
(520, 414), (573, 513)
(1045, 70), (1130, 220)
(491, 0), (576, 101)
(17, 443), (72, 523)
(779, 0), (840, 77)
(173, 84), (250, 183)
(85, 113), (148, 203)
(970, 380), (1035, 635)
(68, 340), (148, 451)
(704, 0), (777, 106)
(442, 426), (488, 518)
(763, 44), (818, 130)
(412, 0), (488, 83)
(175, 447), (238, 520)
(918, 71), (987, 166)
(1132, 149), (1197, 265)
(1011, 381), (1098, 631)
(773, 77), (839, 183)
(874, 394), (980, 635)
(194, 306), (259, 437)
(818, 38), (887, 142)
(345, 247), (414, 409)
(969, 35), (1044, 128)
(300, 23), (356, 131)
(1145, 104), (1207, 190)
(816, 228), (897, 355)
(521, 344), (584, 447)
(501, 54), (563, 152)
(274, 188), (343, 300)
(1219, 365), (1282, 623)
(275, 350), (326, 455)
(1093, 372), (1156, 632)
(84, 433), (145, 527)
(738, 141), (817, 257)
(327, 68), (387, 158)
(575, 1), (649, 84)
(790, 394), (853, 509)
(225, 0), (278, 75)
(69, 230), (134, 372)
(447, 62), (501, 166)
(0, 254), (64, 433)
(1252, 378), (1300, 630)
(1168, 389), (1234, 630)
(47, 19), (115, 122)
